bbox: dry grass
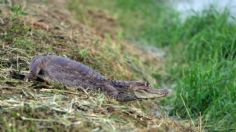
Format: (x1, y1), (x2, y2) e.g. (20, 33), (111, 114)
(0, 0), (194, 131)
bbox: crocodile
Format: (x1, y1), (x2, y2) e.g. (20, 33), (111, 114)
(25, 54), (169, 101)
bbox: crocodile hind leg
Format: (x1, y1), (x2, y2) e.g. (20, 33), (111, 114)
(25, 64), (42, 81)
(25, 57), (50, 84)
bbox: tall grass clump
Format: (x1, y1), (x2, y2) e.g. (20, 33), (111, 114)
(170, 8), (236, 131)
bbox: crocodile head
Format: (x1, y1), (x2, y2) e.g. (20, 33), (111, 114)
(129, 81), (169, 99)
(113, 81), (169, 101)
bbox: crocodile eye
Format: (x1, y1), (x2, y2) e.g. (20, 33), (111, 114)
(145, 81), (150, 87)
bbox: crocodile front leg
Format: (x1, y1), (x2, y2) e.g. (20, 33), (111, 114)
(115, 93), (138, 101)
(103, 83), (119, 99)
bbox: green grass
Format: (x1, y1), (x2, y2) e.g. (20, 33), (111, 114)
(70, 0), (236, 131)
(170, 9), (236, 131)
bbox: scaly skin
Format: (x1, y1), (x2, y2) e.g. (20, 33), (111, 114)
(26, 54), (168, 101)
